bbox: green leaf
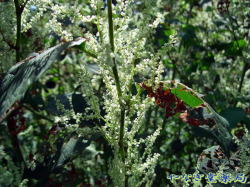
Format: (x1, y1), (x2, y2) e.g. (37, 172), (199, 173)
(23, 92), (44, 110)
(202, 108), (234, 155)
(220, 108), (246, 128)
(72, 93), (89, 114)
(180, 24), (198, 48)
(234, 39), (247, 48)
(75, 42), (85, 51)
(56, 137), (90, 167)
(46, 94), (72, 116)
(164, 29), (175, 36)
(168, 81), (233, 155)
(226, 39), (247, 56)
(170, 83), (204, 107)
(0, 38), (85, 121)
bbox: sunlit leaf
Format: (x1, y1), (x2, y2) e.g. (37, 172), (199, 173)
(170, 83), (204, 107)
(0, 38), (85, 121)
(56, 137), (89, 167)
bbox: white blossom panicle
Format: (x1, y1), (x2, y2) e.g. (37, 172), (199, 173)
(1, 0), (169, 186)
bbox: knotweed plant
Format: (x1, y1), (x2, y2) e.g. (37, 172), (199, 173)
(68, 1), (167, 186)
(0, 0), (169, 186)
(1, 0), (250, 186)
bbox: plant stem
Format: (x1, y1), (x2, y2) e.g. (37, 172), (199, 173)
(9, 0), (29, 173)
(7, 108), (26, 169)
(22, 104), (54, 123)
(238, 63), (249, 93)
(82, 48), (97, 58)
(166, 52), (181, 80)
(107, 0), (127, 185)
(14, 0), (22, 63)
(13, 0), (30, 62)
(227, 13), (249, 93)
(0, 29), (16, 50)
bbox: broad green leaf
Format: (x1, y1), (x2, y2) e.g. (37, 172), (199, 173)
(220, 108), (246, 128)
(234, 39), (247, 48)
(226, 39), (247, 56)
(0, 38), (85, 121)
(170, 83), (204, 107)
(164, 29), (176, 37)
(56, 137), (89, 167)
(46, 94), (72, 116)
(165, 81), (233, 155)
(45, 93), (89, 115)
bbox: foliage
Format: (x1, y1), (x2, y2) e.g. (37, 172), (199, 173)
(0, 0), (250, 186)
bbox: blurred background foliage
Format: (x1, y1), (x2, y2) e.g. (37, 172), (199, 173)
(0, 0), (250, 186)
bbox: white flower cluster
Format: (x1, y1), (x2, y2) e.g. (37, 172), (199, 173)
(0, 1), (16, 69)
(21, 0), (53, 32)
(0, 146), (22, 186)
(78, 63), (101, 117)
(12, 0), (170, 185)
(234, 129), (250, 174)
(21, 0), (101, 41)
(74, 0), (168, 185)
(108, 149), (126, 186)
(129, 153), (160, 187)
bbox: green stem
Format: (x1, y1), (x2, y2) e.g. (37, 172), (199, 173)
(14, 0), (22, 63)
(227, 13), (248, 93)
(238, 63), (248, 93)
(107, 0), (115, 52)
(107, 0), (127, 185)
(82, 48), (97, 58)
(22, 104), (54, 123)
(166, 52), (181, 80)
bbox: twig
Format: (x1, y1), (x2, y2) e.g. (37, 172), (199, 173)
(0, 29), (17, 50)
(22, 104), (54, 123)
(21, 0), (30, 10)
